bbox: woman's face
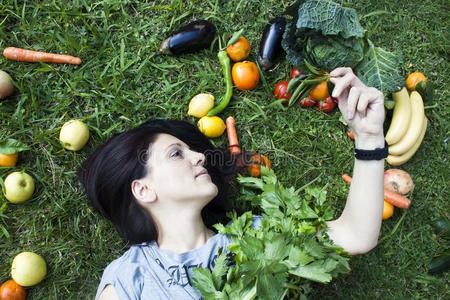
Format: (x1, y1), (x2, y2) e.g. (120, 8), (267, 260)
(137, 133), (218, 209)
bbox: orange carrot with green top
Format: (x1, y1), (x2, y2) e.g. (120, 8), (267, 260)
(341, 174), (411, 209)
(3, 47), (81, 65)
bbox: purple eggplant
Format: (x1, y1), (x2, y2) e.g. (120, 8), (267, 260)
(258, 17), (286, 70)
(160, 20), (216, 55)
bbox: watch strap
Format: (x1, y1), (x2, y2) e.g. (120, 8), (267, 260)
(354, 140), (388, 160)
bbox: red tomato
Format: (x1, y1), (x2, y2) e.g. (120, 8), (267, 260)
(290, 68), (303, 79)
(297, 96), (316, 108)
(317, 97), (337, 113)
(273, 81), (291, 100)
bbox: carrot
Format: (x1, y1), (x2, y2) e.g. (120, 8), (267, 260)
(342, 174), (352, 184)
(226, 116), (241, 155)
(341, 173), (411, 209)
(3, 47), (81, 65)
(383, 189), (411, 209)
(347, 130), (355, 140)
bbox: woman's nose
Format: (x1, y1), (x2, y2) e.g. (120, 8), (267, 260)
(193, 152), (206, 166)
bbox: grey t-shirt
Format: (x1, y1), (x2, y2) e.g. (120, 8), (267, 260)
(95, 216), (261, 300)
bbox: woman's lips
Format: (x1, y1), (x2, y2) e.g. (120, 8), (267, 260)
(195, 169), (209, 178)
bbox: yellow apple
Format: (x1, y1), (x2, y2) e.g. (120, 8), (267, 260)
(11, 252), (47, 287)
(59, 119), (90, 151)
(4, 171), (35, 204)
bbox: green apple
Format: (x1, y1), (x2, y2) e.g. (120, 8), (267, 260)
(4, 171), (35, 203)
(59, 119), (90, 151)
(0, 70), (15, 100)
(11, 251), (47, 287)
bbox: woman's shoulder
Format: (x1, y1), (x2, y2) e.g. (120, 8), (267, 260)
(102, 244), (148, 272)
(95, 244), (152, 300)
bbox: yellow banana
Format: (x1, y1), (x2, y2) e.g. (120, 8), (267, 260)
(387, 116), (427, 166)
(389, 91), (425, 155)
(386, 88), (411, 145)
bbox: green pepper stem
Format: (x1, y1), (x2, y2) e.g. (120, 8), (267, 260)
(207, 50), (233, 116)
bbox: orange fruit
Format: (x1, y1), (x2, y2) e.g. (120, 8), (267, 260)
(0, 279), (26, 300)
(309, 81), (329, 101)
(226, 36), (251, 62)
(231, 61), (259, 91)
(382, 200), (394, 220)
(247, 153), (272, 177)
(405, 71), (427, 91)
(0, 152), (18, 167)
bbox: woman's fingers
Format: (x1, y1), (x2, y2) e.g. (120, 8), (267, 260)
(329, 67), (352, 77)
(330, 67), (365, 99)
(330, 72), (354, 98)
(337, 88), (349, 113)
(357, 92), (372, 116)
(346, 87), (361, 120)
(347, 88), (383, 120)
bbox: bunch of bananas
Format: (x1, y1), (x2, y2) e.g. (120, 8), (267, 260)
(385, 88), (427, 166)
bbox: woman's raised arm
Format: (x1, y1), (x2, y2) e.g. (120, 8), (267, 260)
(325, 68), (386, 255)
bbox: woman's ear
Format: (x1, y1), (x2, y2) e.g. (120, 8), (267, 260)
(131, 179), (157, 204)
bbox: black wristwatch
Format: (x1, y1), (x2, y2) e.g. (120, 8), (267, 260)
(354, 140), (389, 160)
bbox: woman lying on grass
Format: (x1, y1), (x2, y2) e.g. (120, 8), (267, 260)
(79, 68), (386, 300)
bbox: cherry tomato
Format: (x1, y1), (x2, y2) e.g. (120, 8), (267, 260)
(273, 81), (291, 101)
(290, 67), (303, 79)
(232, 61), (260, 91)
(297, 96), (316, 108)
(317, 96), (337, 113)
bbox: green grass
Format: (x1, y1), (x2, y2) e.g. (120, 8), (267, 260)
(0, 0), (449, 299)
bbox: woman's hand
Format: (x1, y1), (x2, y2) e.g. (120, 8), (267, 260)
(330, 67), (385, 149)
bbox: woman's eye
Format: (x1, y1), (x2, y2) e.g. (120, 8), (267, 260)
(171, 150), (182, 158)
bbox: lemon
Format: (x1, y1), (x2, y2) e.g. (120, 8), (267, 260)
(188, 93), (215, 118)
(197, 116), (226, 138)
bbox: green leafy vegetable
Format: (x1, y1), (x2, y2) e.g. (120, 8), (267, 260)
(193, 167), (350, 299)
(0, 139), (29, 154)
(355, 39), (403, 93)
(296, 0), (364, 39)
(282, 21), (306, 67)
(306, 34), (365, 71)
(282, 0), (403, 94)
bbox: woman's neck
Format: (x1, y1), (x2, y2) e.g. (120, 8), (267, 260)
(153, 209), (215, 254)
